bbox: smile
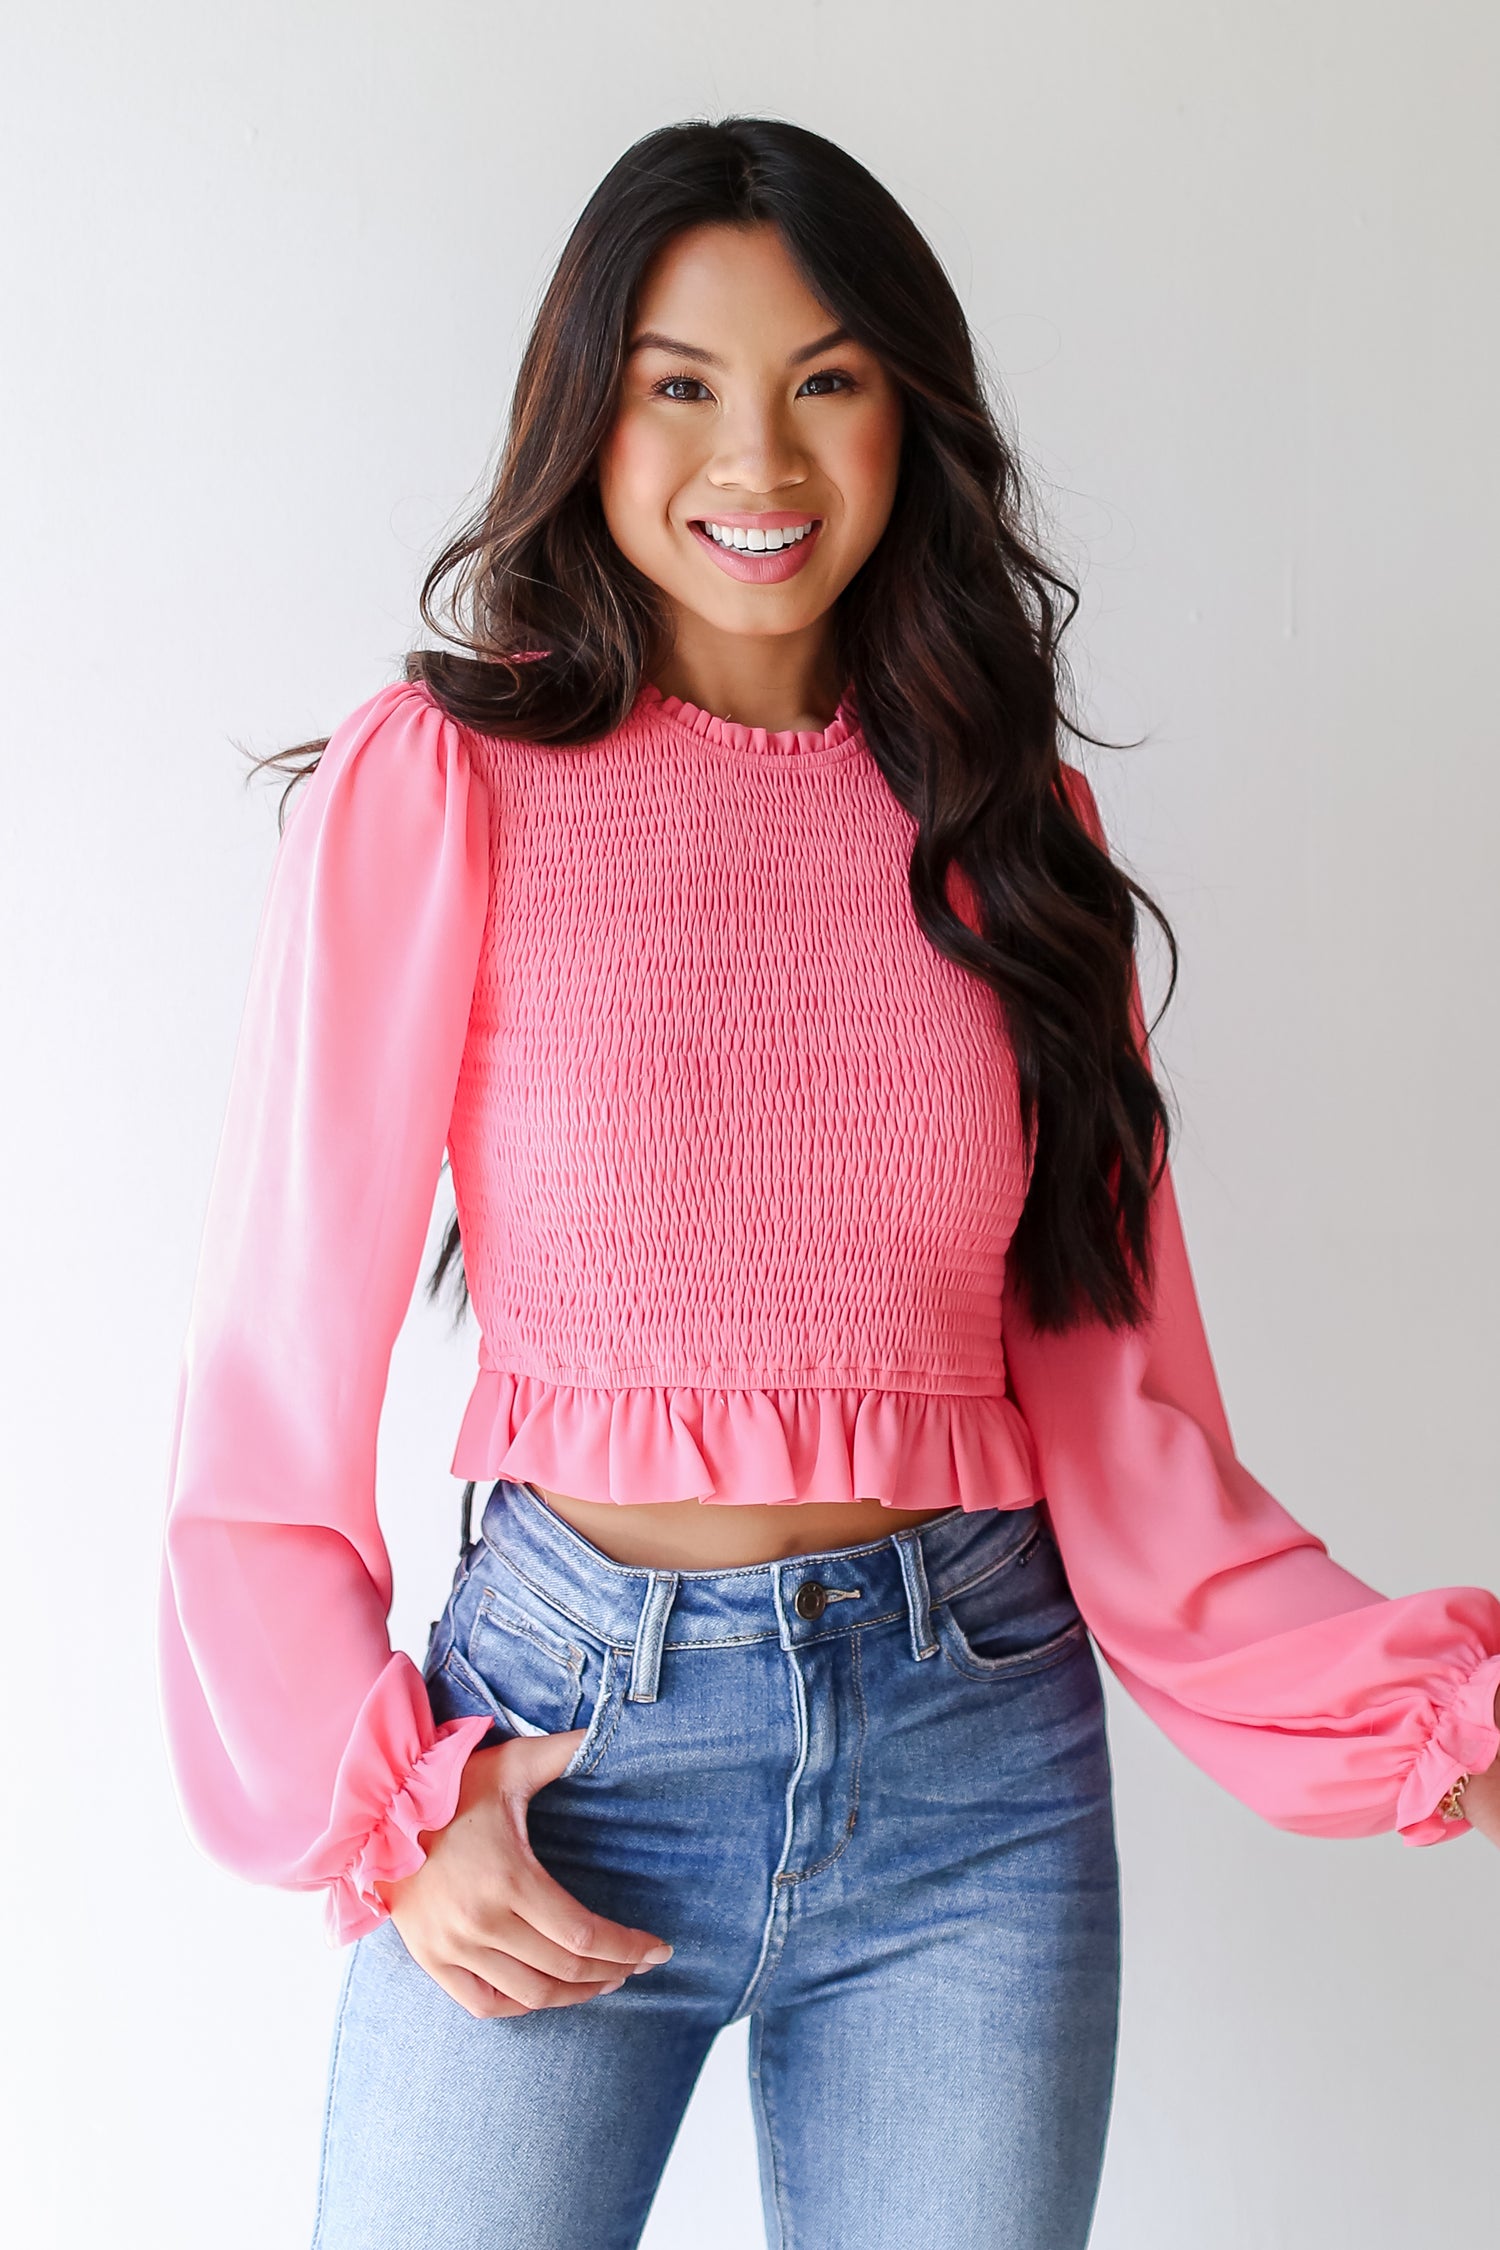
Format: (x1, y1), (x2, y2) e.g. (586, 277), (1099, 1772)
(688, 516), (824, 583)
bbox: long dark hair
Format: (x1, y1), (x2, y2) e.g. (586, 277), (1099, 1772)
(249, 115), (1178, 1335)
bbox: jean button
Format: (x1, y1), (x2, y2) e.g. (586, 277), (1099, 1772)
(793, 1580), (829, 1621)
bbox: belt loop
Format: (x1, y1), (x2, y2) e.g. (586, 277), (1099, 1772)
(628, 1571), (681, 1703)
(895, 1532), (939, 1660)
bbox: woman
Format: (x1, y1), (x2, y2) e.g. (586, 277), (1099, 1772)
(158, 117), (1500, 2250)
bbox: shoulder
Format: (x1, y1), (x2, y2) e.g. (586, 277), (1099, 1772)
(322, 678), (475, 767)
(279, 681), (491, 868)
(310, 678), (492, 802)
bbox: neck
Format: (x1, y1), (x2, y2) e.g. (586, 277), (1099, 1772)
(650, 618), (844, 735)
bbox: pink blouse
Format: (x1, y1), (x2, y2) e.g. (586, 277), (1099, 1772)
(157, 677), (1500, 1944)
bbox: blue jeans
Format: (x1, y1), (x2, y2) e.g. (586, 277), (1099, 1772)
(311, 1480), (1121, 2249)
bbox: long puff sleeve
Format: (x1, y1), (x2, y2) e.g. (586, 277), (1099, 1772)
(1001, 766), (1500, 1844)
(157, 681), (496, 1944)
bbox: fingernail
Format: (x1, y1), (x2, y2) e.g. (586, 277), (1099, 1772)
(600, 1979), (625, 1995)
(638, 1944), (673, 1967)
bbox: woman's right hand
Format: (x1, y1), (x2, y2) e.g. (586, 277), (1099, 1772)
(372, 1730), (674, 2019)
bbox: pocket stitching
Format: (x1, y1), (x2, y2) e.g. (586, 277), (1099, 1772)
(938, 1521), (1049, 1606)
(935, 1609), (1088, 1682)
(471, 1588), (586, 1677)
(442, 1639), (584, 1737)
(560, 1644), (627, 1779)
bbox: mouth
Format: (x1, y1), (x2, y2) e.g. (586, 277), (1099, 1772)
(687, 515), (824, 583)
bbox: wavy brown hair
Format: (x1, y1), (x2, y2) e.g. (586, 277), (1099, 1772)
(249, 114), (1178, 1335)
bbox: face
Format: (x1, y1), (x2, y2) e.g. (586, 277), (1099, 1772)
(595, 221), (905, 661)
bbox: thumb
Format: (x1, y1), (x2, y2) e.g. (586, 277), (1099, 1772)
(496, 1726), (587, 1799)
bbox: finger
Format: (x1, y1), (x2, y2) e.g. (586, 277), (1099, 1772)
(451, 1943), (626, 2011)
(505, 1857), (673, 1971)
(424, 1957), (532, 2022)
(493, 1729), (588, 1800)
(465, 1909), (645, 1986)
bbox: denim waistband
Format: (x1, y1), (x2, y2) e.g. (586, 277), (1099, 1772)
(476, 1477), (1048, 1698)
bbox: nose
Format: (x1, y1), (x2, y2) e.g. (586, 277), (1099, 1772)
(706, 395), (809, 501)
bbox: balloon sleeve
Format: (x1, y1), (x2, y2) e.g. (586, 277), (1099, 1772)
(157, 682), (495, 1943)
(1001, 768), (1500, 1843)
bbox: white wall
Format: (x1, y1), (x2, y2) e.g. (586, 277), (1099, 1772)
(3, 4), (1496, 2243)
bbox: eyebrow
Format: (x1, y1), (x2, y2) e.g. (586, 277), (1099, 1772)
(625, 325), (854, 371)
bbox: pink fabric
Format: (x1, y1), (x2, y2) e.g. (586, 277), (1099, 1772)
(453, 1371), (1042, 1511)
(443, 671), (1036, 1507)
(158, 678), (1500, 1944)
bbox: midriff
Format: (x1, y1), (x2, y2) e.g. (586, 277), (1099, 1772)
(525, 1483), (959, 1570)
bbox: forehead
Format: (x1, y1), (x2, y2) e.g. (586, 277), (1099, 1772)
(630, 222), (839, 350)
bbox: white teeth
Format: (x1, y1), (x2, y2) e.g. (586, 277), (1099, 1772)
(701, 520), (816, 552)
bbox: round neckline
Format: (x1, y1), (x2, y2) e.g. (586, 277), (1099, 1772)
(633, 677), (862, 761)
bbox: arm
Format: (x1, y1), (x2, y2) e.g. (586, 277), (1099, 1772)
(1000, 766), (1500, 1843)
(156, 681), (496, 1944)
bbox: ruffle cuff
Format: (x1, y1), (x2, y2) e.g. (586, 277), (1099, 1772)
(450, 1368), (1044, 1510)
(315, 1656), (494, 1945)
(1395, 1650), (1500, 1846)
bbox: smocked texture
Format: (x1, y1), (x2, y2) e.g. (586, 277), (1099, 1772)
(447, 674), (1040, 1511)
(159, 678), (1500, 1943)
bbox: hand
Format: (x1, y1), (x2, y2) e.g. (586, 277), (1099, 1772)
(372, 1729), (673, 2019)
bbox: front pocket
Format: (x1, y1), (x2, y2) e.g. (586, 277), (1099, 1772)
(936, 1528), (1088, 1680)
(935, 1608), (1088, 1681)
(462, 1589), (587, 1737)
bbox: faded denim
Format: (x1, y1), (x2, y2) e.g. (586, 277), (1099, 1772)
(311, 1478), (1121, 2249)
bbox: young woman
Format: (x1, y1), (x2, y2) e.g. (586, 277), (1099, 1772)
(158, 117), (1500, 2250)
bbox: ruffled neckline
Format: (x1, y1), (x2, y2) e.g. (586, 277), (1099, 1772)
(633, 677), (862, 762)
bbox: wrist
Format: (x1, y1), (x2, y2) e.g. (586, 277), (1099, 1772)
(1435, 1684), (1500, 1828)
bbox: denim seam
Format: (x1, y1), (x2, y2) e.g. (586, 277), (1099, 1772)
(660, 1627), (792, 1650)
(747, 2013), (794, 2250)
(930, 1522), (1048, 1606)
(472, 1590), (585, 1675)
(777, 1626), (866, 1885)
(565, 1644), (629, 1777)
(475, 1552), (634, 1650)
(658, 1604), (908, 1651)
(471, 1547), (917, 1651)
(308, 1936), (362, 2249)
(728, 1613), (808, 2018)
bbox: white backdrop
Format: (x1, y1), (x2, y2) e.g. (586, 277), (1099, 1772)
(3, 4), (1497, 2244)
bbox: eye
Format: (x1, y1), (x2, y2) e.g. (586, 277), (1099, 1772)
(798, 368), (858, 397)
(648, 367), (860, 403)
(652, 373), (713, 402)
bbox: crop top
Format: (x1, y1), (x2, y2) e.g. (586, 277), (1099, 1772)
(157, 676), (1500, 1944)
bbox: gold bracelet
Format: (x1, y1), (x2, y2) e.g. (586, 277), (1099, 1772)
(1438, 1773), (1471, 1822)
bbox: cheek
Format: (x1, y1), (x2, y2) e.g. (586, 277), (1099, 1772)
(597, 414), (685, 540)
(834, 402), (904, 534)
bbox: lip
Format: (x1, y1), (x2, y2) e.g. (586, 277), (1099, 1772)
(688, 515), (824, 584)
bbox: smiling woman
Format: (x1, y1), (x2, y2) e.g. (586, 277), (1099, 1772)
(596, 228), (903, 696)
(157, 112), (1500, 2250)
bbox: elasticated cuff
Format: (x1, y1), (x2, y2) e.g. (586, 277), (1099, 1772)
(1395, 1651), (1500, 1845)
(323, 1712), (494, 1945)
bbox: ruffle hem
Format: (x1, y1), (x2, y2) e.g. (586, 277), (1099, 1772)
(450, 1370), (1044, 1511)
